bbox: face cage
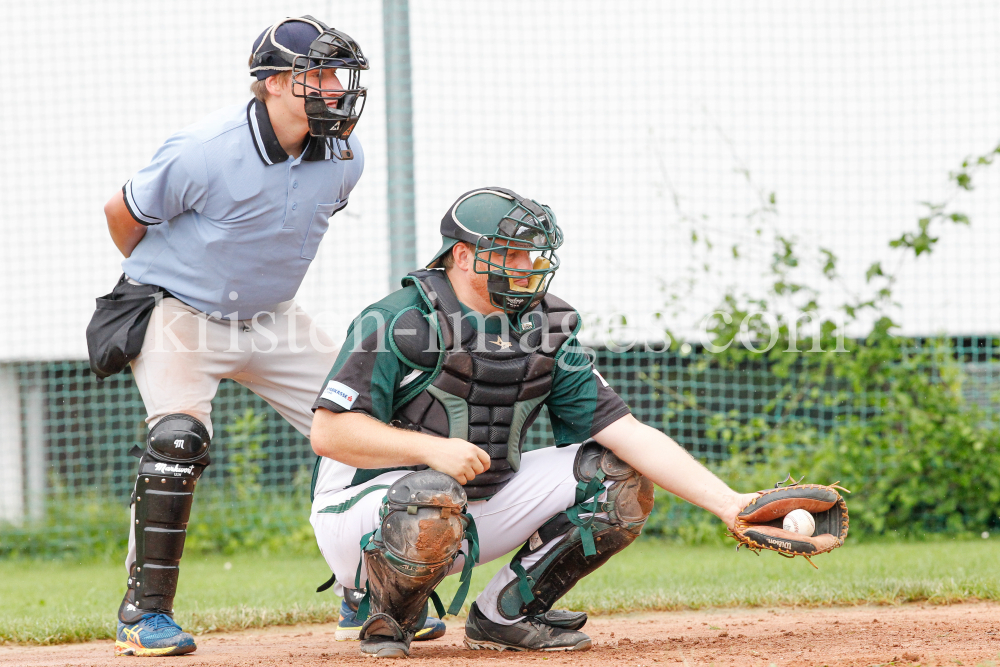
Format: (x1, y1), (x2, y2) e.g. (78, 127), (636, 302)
(473, 228), (562, 324)
(291, 61), (367, 160)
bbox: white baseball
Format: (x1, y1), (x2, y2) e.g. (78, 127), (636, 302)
(782, 509), (816, 536)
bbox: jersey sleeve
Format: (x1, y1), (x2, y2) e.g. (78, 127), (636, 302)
(545, 339), (631, 446)
(123, 132), (210, 226)
(312, 307), (405, 423)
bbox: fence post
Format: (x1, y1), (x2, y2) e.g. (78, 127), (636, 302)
(0, 363), (24, 524)
(383, 0), (417, 290)
(25, 372), (45, 523)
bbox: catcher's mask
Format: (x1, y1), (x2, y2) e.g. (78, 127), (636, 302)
(250, 16), (368, 160)
(428, 188), (563, 330)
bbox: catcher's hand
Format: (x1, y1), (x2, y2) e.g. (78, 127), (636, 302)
(730, 476), (849, 565)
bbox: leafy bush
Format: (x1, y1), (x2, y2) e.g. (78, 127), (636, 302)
(643, 143), (1000, 542)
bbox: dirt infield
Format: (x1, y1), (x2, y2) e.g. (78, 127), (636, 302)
(5, 602), (1000, 666)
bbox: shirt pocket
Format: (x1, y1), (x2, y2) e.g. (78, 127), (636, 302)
(301, 200), (348, 260)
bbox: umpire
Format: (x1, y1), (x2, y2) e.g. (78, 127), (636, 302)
(102, 17), (366, 657)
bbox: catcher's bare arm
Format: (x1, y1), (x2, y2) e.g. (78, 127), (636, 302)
(594, 413), (757, 530)
(311, 408), (492, 485)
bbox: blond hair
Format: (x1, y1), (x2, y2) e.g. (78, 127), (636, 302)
(249, 71), (293, 102)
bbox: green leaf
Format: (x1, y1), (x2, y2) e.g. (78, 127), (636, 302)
(865, 262), (884, 283)
(819, 248), (838, 278)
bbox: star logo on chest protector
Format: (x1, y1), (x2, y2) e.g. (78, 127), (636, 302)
(490, 335), (512, 350)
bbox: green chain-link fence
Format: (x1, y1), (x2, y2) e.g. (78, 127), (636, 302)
(1, 337), (996, 556)
(2, 1), (999, 556)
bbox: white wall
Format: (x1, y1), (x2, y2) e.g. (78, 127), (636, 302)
(1, 1), (997, 360)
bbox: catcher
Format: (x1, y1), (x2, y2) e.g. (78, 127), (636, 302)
(308, 187), (848, 657)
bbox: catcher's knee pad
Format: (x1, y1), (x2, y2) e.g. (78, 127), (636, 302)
(361, 470), (467, 637)
(497, 440), (654, 620)
(119, 414), (211, 623)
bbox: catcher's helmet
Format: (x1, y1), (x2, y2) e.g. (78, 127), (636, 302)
(429, 188), (563, 328)
(250, 16), (368, 160)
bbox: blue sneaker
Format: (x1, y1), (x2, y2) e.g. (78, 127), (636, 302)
(115, 613), (197, 657)
(336, 599), (446, 642)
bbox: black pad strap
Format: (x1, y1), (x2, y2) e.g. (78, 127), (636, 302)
(316, 573), (337, 593)
(511, 513), (573, 563)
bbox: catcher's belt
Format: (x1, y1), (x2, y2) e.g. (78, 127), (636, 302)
(730, 477), (849, 566)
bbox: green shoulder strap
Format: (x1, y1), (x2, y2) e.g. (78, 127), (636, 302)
(391, 277), (448, 413)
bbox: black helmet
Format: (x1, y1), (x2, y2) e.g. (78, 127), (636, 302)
(249, 16), (368, 160)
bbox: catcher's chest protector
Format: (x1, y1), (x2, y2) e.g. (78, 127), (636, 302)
(391, 270), (579, 499)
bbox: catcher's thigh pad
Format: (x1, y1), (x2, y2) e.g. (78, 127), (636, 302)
(119, 414), (211, 623)
(362, 470), (467, 638)
(497, 440), (654, 620)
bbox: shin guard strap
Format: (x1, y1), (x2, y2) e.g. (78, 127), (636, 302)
(510, 559), (535, 604)
(566, 469), (606, 557)
(446, 511), (479, 616)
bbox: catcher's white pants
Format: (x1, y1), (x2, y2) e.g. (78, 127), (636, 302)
(125, 295), (338, 574)
(310, 442), (612, 626)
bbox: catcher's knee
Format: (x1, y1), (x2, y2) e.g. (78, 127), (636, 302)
(362, 470), (469, 633)
(573, 439), (654, 530)
(494, 441), (654, 620)
(377, 470), (467, 567)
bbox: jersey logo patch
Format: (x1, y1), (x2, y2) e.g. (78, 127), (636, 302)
(490, 335), (512, 350)
(323, 381), (360, 410)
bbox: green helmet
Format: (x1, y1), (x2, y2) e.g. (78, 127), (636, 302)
(428, 187), (563, 324)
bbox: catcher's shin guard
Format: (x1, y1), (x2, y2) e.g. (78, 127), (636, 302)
(497, 440), (654, 620)
(359, 471), (471, 642)
(119, 414), (210, 624)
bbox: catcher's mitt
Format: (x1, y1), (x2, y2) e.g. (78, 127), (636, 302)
(730, 476), (849, 566)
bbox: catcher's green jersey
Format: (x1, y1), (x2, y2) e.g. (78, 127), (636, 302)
(311, 281), (630, 495)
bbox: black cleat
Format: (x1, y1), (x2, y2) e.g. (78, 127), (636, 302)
(463, 602), (592, 652)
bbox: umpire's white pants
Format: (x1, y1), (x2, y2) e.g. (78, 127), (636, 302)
(311, 443), (612, 626)
(130, 295), (337, 438)
(125, 295), (338, 574)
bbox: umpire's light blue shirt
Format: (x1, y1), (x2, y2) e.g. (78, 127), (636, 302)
(121, 99), (364, 319)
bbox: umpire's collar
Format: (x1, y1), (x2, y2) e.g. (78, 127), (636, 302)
(246, 99), (333, 165)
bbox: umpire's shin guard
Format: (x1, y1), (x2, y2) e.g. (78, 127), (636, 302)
(119, 414), (210, 623)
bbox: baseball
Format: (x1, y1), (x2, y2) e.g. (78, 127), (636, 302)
(782, 509), (816, 536)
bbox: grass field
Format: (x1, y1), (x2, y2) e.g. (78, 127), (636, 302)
(2, 539), (1000, 645)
